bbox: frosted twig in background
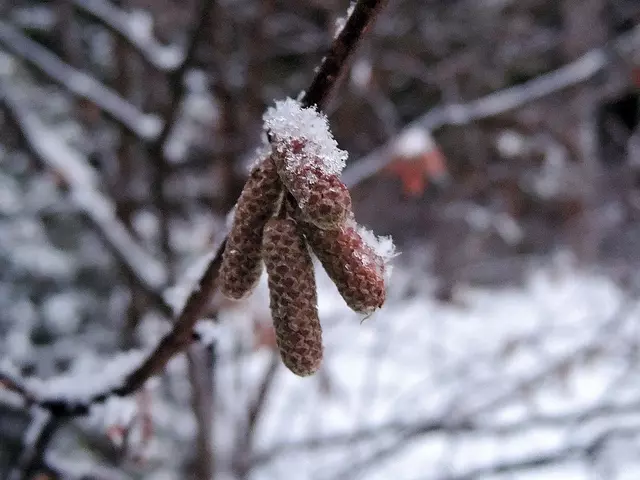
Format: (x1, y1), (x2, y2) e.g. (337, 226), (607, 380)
(0, 20), (161, 141)
(341, 25), (640, 187)
(0, 81), (170, 312)
(72, 0), (184, 72)
(0, 81), (169, 312)
(8, 409), (60, 480)
(233, 353), (279, 478)
(147, 0), (214, 275)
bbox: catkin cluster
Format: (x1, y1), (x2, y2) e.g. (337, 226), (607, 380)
(220, 101), (391, 376)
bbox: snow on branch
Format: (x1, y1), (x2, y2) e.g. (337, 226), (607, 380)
(0, 19), (162, 141)
(0, 79), (169, 310)
(264, 97), (348, 176)
(0, 349), (149, 416)
(341, 25), (640, 188)
(72, 0), (184, 72)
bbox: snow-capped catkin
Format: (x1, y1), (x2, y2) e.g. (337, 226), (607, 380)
(271, 139), (352, 229)
(219, 157), (282, 300)
(301, 220), (386, 315)
(262, 217), (323, 376)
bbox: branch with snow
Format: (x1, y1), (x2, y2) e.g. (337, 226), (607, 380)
(430, 425), (640, 480)
(0, 19), (162, 141)
(8, 409), (61, 480)
(72, 0), (184, 72)
(301, 0), (389, 110)
(341, 24), (640, 188)
(0, 79), (170, 313)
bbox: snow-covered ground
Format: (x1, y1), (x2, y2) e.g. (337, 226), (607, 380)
(236, 257), (638, 480)
(14, 250), (635, 479)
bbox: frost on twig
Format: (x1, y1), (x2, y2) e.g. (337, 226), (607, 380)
(0, 20), (162, 140)
(334, 2), (357, 39)
(0, 350), (149, 416)
(0, 80), (168, 300)
(73, 0), (184, 72)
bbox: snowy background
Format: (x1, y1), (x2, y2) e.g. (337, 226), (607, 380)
(2, 0), (640, 479)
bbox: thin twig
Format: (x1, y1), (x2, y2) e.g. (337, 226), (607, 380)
(148, 0), (214, 270)
(8, 409), (61, 480)
(301, 0), (389, 110)
(428, 427), (639, 480)
(186, 345), (216, 480)
(234, 353), (279, 478)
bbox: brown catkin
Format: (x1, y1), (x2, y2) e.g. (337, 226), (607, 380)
(262, 217), (323, 376)
(301, 220), (386, 315)
(271, 140), (352, 229)
(219, 157), (282, 300)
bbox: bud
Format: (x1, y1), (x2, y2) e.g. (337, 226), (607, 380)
(219, 157), (282, 300)
(270, 139), (352, 229)
(301, 219), (387, 314)
(262, 217), (323, 376)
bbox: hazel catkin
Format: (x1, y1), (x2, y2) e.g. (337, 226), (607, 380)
(262, 217), (323, 376)
(219, 157), (282, 300)
(301, 219), (386, 315)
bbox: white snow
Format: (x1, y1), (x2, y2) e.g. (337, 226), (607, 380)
(351, 58), (373, 89)
(334, 2), (356, 39)
(263, 97), (348, 177)
(355, 222), (397, 283)
(24, 349), (148, 406)
(356, 224), (397, 264)
(227, 256), (635, 479)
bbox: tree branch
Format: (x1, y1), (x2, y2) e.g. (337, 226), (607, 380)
(0, 19), (161, 141)
(0, 80), (170, 313)
(301, 0), (389, 110)
(341, 24), (640, 187)
(431, 427), (640, 480)
(148, 0), (214, 270)
(8, 409), (61, 480)
(234, 353), (279, 478)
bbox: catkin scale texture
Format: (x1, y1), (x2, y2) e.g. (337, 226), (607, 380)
(262, 218), (323, 376)
(302, 221), (386, 314)
(271, 139), (352, 229)
(219, 157), (282, 300)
